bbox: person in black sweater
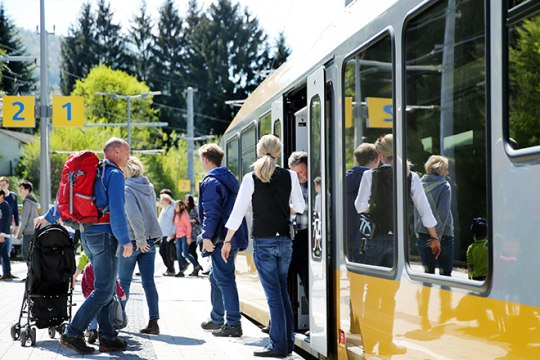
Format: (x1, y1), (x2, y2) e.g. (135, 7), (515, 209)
(0, 189), (13, 280)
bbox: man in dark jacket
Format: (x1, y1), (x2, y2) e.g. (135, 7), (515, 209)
(16, 180), (39, 262)
(0, 189), (12, 280)
(198, 143), (248, 338)
(0, 177), (19, 279)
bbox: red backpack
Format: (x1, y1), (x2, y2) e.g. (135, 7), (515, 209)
(56, 150), (106, 223)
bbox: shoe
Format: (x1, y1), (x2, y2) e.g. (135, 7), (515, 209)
(212, 323), (242, 337)
(261, 322), (270, 334)
(181, 263), (189, 272)
(99, 336), (128, 352)
(163, 271), (175, 276)
(201, 320), (223, 330)
(189, 265), (202, 277)
(60, 334), (95, 354)
(140, 319), (160, 335)
(175, 272), (185, 277)
(87, 329), (98, 344)
(201, 270), (210, 275)
(254, 347), (287, 358)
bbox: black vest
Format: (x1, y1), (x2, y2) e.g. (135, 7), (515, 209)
(252, 167), (291, 238)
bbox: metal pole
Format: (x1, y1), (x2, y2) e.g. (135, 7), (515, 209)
(187, 87), (194, 192)
(39, 0), (51, 210)
(127, 96), (132, 148)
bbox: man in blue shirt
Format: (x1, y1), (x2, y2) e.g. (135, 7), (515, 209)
(35, 137), (133, 354)
(0, 176), (19, 279)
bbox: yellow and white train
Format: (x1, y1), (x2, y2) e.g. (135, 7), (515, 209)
(223, 0), (540, 358)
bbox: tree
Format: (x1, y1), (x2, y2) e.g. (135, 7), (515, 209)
(94, 0), (128, 71)
(271, 32), (291, 70)
(127, 0), (155, 82)
(60, 2), (97, 95)
(0, 4), (36, 94)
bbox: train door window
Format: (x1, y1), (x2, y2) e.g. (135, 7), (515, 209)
(273, 119), (283, 166)
(342, 33), (394, 268)
(240, 124), (257, 178)
(310, 95), (322, 259)
(404, 0), (489, 281)
(506, 0), (540, 150)
(226, 136), (239, 179)
(259, 112), (272, 137)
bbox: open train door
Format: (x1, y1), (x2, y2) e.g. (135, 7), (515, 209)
(307, 66), (328, 357)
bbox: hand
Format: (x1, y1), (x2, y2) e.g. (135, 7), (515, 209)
(120, 294), (127, 301)
(13, 226), (19, 236)
(221, 242), (231, 263)
(186, 237), (192, 245)
(136, 243), (149, 253)
(0, 235), (4, 244)
(430, 238), (441, 259)
(123, 242), (134, 257)
(34, 216), (49, 229)
(202, 239), (215, 253)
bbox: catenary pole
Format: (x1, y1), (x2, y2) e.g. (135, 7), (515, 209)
(186, 87), (195, 192)
(39, 0), (51, 211)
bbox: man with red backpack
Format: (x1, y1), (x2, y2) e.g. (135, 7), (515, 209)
(35, 137), (133, 354)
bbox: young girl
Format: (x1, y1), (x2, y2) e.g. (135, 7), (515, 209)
(174, 200), (200, 277)
(184, 194), (203, 276)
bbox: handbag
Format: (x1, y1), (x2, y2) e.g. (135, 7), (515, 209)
(112, 295), (128, 330)
(358, 212), (375, 240)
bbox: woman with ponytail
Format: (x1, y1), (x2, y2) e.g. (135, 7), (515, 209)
(222, 135), (305, 358)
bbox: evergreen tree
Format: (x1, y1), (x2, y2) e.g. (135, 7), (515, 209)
(94, 0), (128, 71)
(0, 4), (36, 94)
(127, 1), (154, 82)
(271, 32), (291, 70)
(59, 2), (97, 95)
(149, 0), (187, 131)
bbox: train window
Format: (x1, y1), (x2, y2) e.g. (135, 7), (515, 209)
(240, 124), (257, 178)
(506, 1), (540, 150)
(273, 119), (281, 139)
(259, 112), (272, 137)
(310, 95), (322, 259)
(226, 136), (239, 179)
(404, 0), (489, 281)
(342, 33), (394, 268)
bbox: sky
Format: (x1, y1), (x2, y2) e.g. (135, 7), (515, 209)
(2, 0), (344, 55)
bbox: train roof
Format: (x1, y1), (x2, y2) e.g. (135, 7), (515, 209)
(225, 0), (399, 134)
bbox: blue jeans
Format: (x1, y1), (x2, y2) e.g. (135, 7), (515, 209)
(65, 232), (119, 340)
(253, 237), (294, 355)
(177, 237), (200, 268)
(175, 237), (187, 269)
(118, 239), (159, 320)
(209, 244), (241, 325)
(416, 233), (454, 276)
(364, 234), (394, 268)
(88, 318), (97, 331)
(0, 235), (12, 275)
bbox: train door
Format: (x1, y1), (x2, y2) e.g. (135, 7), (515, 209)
(271, 99), (284, 166)
(307, 67), (328, 356)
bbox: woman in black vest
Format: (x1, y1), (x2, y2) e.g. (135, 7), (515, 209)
(222, 135), (305, 358)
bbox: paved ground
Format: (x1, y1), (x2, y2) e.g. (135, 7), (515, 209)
(0, 255), (306, 360)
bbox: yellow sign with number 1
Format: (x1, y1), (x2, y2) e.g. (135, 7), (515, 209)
(52, 96), (84, 127)
(2, 96), (35, 128)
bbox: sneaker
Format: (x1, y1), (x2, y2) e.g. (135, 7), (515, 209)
(181, 263), (189, 272)
(60, 334), (95, 354)
(87, 329), (98, 344)
(175, 272), (185, 277)
(163, 271), (175, 276)
(99, 337), (128, 352)
(212, 323), (242, 337)
(201, 320), (223, 330)
(189, 265), (202, 277)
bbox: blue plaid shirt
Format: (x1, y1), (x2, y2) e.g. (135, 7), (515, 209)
(294, 182), (309, 231)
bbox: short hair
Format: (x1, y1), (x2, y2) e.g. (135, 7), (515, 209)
(288, 151), (308, 168)
(198, 143), (224, 166)
(0, 189), (5, 198)
(0, 176), (9, 184)
(160, 193), (173, 205)
(354, 143), (378, 166)
(424, 155), (449, 175)
(160, 188), (173, 196)
(313, 176), (321, 186)
(125, 156), (144, 177)
(103, 137), (129, 153)
(18, 180), (33, 192)
(471, 217), (488, 239)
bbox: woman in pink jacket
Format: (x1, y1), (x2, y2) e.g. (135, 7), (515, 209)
(174, 200), (201, 277)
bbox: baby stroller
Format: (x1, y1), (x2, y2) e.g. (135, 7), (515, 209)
(10, 224), (76, 346)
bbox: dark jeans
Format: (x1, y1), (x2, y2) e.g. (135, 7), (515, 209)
(22, 234), (33, 262)
(159, 237), (176, 272)
(416, 233), (454, 276)
(118, 239), (159, 320)
(177, 236), (200, 268)
(288, 229), (309, 298)
(364, 233), (394, 268)
(66, 232), (119, 340)
(254, 237), (294, 355)
(0, 236), (11, 276)
(209, 244), (241, 325)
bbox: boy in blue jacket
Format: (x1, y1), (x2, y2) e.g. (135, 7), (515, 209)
(0, 189), (12, 280)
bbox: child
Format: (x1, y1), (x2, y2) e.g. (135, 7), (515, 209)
(174, 200), (198, 278)
(81, 262), (127, 343)
(466, 217), (488, 281)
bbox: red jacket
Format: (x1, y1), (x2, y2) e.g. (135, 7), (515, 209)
(81, 263), (126, 299)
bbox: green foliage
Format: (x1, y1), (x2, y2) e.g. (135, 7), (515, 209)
(271, 32), (291, 70)
(508, 15), (540, 148)
(127, 1), (155, 82)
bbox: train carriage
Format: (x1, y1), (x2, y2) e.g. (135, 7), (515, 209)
(223, 0), (540, 358)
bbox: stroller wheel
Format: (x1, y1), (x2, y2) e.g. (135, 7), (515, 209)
(30, 328), (37, 346)
(48, 327), (56, 339)
(10, 323), (20, 340)
(59, 323), (67, 334)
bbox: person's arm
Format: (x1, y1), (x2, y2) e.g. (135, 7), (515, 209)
(115, 280), (127, 300)
(124, 190), (147, 249)
(34, 205), (59, 228)
(289, 171), (305, 214)
(435, 183), (452, 230)
(0, 204), (9, 241)
(200, 178), (224, 241)
(12, 193), (19, 227)
(410, 173), (440, 257)
(107, 170), (131, 246)
(354, 170), (372, 213)
(16, 201), (30, 239)
(184, 212), (192, 244)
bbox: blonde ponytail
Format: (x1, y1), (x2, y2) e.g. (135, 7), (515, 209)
(253, 135), (281, 183)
